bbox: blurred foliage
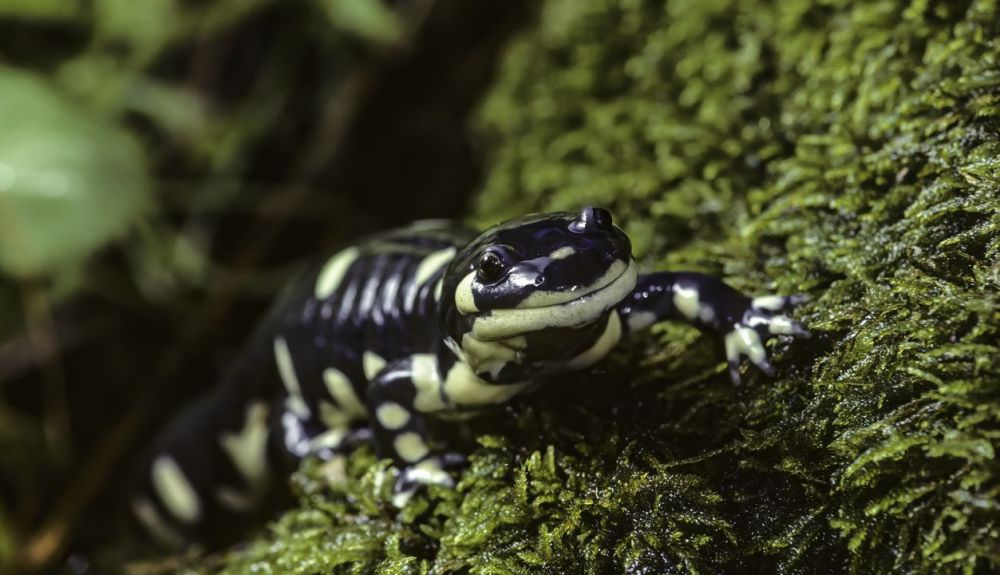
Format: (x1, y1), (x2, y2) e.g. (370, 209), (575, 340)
(178, 0), (1000, 573)
(0, 0), (81, 23)
(0, 0), (534, 571)
(0, 67), (149, 279)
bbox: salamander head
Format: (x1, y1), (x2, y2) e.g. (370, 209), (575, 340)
(443, 207), (636, 342)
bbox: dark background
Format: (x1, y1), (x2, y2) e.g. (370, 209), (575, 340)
(0, 1), (531, 571)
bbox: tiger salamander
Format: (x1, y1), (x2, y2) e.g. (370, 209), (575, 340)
(132, 207), (809, 546)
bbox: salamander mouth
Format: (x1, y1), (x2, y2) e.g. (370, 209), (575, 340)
(511, 258), (630, 309)
(469, 261), (638, 341)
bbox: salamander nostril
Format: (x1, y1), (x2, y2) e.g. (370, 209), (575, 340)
(570, 207), (614, 233)
(590, 207), (612, 230)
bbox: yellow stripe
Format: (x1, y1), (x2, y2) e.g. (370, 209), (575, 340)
(315, 247), (360, 300)
(152, 456), (201, 524)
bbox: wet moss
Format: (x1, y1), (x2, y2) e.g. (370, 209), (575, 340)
(200, 0), (1000, 573)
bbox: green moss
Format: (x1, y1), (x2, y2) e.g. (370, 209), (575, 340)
(199, 0), (1000, 573)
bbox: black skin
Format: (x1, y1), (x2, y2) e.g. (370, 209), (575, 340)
(132, 207), (809, 547)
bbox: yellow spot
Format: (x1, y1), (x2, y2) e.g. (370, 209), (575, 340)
(394, 432), (429, 462)
(323, 367), (367, 416)
(318, 400), (352, 428)
(626, 310), (657, 332)
(411, 353), (447, 412)
(152, 456), (201, 524)
(403, 458), (453, 487)
(131, 497), (185, 548)
(406, 219), (452, 231)
(315, 247), (360, 300)
(308, 427), (347, 452)
(767, 315), (795, 334)
(274, 336), (310, 417)
(548, 246), (576, 260)
(392, 487), (415, 508)
(363, 351), (387, 380)
(673, 285), (701, 320)
(752, 295), (785, 310)
(216, 486), (255, 511)
(377, 402), (411, 430)
(460, 332), (518, 376)
(413, 247), (457, 286)
(567, 311), (622, 369)
(433, 278), (444, 301)
(320, 454), (349, 488)
(725, 327), (766, 364)
(219, 403), (270, 495)
(443, 361), (529, 406)
(454, 271), (478, 313)
(699, 306), (716, 323)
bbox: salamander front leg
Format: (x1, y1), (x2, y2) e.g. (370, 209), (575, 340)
(276, 406), (371, 464)
(365, 358), (463, 507)
(617, 272), (810, 382)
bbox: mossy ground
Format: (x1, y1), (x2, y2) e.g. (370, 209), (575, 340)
(190, 0), (997, 572)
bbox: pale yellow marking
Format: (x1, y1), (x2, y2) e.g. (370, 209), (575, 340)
(401, 458), (452, 488)
(131, 497), (185, 548)
(766, 315), (796, 335)
(218, 402), (270, 496)
(392, 487), (415, 508)
(699, 306), (716, 323)
(516, 260), (628, 308)
(280, 411), (308, 457)
(323, 367), (367, 416)
(274, 336), (310, 418)
(443, 361), (530, 407)
(376, 402), (411, 430)
(548, 246), (576, 260)
(315, 247), (360, 300)
(363, 351), (387, 381)
(673, 284), (701, 320)
(725, 326), (766, 364)
(567, 311), (622, 369)
(413, 247), (457, 286)
(216, 486), (255, 512)
(433, 278), (444, 301)
(626, 310), (657, 332)
(407, 219), (452, 231)
(308, 427), (348, 451)
(471, 262), (637, 340)
(504, 335), (528, 349)
(318, 400), (352, 428)
(320, 454), (349, 488)
(752, 295), (785, 311)
(152, 456), (201, 524)
(394, 432), (429, 462)
(454, 271), (478, 313)
(443, 337), (463, 359)
(460, 332), (519, 377)
(411, 353), (447, 412)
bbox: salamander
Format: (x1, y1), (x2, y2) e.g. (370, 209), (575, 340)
(131, 207), (809, 547)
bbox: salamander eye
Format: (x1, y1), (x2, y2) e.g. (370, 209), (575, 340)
(475, 251), (507, 284)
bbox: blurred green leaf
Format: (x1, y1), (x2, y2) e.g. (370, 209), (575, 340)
(317, 0), (405, 45)
(0, 66), (150, 278)
(0, 0), (81, 22)
(92, 0), (182, 63)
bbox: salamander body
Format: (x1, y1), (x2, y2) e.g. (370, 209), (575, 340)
(132, 207), (809, 546)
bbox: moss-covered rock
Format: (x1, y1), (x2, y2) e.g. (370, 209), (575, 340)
(199, 0), (1000, 573)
